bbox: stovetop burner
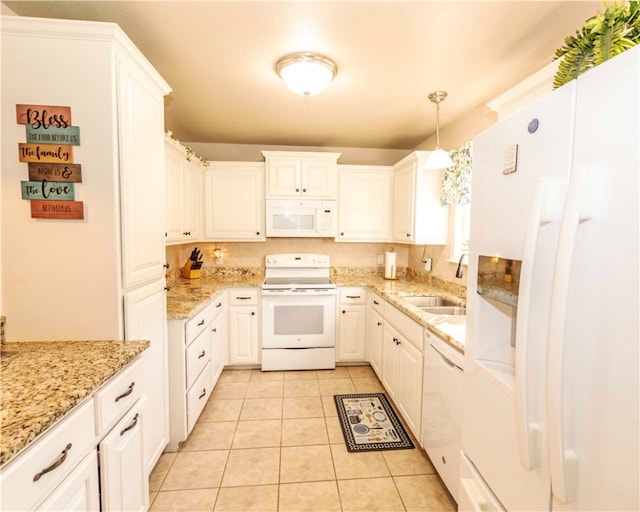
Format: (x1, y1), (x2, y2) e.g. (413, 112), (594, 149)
(262, 253), (334, 290)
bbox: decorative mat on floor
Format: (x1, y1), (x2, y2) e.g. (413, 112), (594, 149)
(334, 393), (415, 452)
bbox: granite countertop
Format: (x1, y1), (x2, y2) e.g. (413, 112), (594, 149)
(0, 340), (149, 467)
(167, 272), (466, 352)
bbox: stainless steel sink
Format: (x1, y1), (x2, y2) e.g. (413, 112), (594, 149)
(420, 306), (467, 316)
(401, 295), (458, 307)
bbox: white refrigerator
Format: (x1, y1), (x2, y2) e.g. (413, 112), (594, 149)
(459, 45), (639, 511)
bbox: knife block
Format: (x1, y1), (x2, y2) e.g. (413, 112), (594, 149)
(181, 259), (201, 279)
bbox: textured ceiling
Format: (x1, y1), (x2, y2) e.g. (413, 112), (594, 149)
(3, 1), (602, 149)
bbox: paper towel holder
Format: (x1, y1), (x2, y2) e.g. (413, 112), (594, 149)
(384, 248), (398, 280)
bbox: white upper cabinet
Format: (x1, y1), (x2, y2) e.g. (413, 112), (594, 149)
(337, 165), (393, 242)
(203, 162), (265, 241)
(263, 151), (340, 199)
(164, 137), (204, 244)
(391, 151), (449, 245)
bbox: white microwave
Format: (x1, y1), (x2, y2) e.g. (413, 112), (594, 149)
(265, 199), (336, 238)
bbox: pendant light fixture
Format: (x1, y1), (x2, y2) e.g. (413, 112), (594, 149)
(275, 52), (337, 97)
(424, 90), (454, 170)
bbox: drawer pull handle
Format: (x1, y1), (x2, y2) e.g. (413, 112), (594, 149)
(212, 328), (217, 333)
(198, 350), (206, 359)
(33, 443), (72, 482)
(216, 302), (222, 308)
(373, 300), (380, 305)
(236, 296), (252, 300)
(120, 413), (139, 436)
(199, 388), (207, 399)
(197, 319), (205, 326)
(377, 322), (382, 326)
(115, 382), (135, 402)
(346, 295), (361, 299)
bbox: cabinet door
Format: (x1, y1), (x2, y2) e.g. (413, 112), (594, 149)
(392, 159), (416, 242)
(381, 325), (399, 402)
(228, 306), (259, 364)
(397, 339), (424, 438)
(204, 164), (265, 240)
(266, 158), (301, 197)
(124, 280), (169, 474)
(337, 305), (367, 362)
(184, 158), (203, 241)
(117, 56), (167, 287)
(367, 308), (384, 377)
(210, 311), (226, 387)
(337, 166), (392, 241)
(99, 399), (148, 512)
(300, 159), (336, 198)
(36, 450), (100, 512)
(164, 141), (186, 242)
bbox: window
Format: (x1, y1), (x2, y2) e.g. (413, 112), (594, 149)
(451, 203), (470, 263)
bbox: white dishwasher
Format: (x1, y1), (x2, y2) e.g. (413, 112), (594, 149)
(422, 328), (464, 503)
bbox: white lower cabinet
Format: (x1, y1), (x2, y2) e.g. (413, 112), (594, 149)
(337, 287), (367, 362)
(36, 450), (100, 512)
(167, 293), (225, 450)
(0, 356), (147, 512)
(379, 304), (424, 440)
(99, 399), (148, 512)
(227, 289), (260, 365)
(366, 292), (385, 377)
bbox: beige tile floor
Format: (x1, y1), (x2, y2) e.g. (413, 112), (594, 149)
(149, 366), (457, 512)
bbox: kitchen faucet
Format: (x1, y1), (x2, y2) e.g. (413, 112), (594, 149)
(455, 252), (468, 278)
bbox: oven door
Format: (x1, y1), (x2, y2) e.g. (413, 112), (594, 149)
(261, 289), (336, 348)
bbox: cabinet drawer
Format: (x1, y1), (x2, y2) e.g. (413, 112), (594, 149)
(94, 356), (144, 436)
(210, 292), (226, 320)
(187, 362), (212, 433)
(339, 287), (366, 304)
(369, 292), (385, 314)
(228, 289), (259, 305)
(185, 302), (215, 344)
(0, 399), (95, 512)
(186, 327), (210, 388)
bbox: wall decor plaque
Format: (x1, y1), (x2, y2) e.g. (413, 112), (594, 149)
(26, 125), (80, 145)
(30, 200), (84, 220)
(16, 104), (72, 128)
(28, 163), (82, 183)
(21, 180), (75, 201)
(19, 143), (73, 163)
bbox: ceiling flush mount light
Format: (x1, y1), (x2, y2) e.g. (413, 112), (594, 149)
(275, 52), (337, 97)
(424, 90), (454, 170)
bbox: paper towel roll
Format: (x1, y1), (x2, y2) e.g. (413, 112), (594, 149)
(384, 252), (397, 279)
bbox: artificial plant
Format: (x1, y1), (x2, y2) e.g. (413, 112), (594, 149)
(553, 0), (640, 88)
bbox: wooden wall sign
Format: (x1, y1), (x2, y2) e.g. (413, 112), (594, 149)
(21, 181), (75, 201)
(26, 125), (80, 145)
(16, 104), (72, 128)
(30, 200), (84, 220)
(19, 143), (73, 163)
(28, 163), (82, 183)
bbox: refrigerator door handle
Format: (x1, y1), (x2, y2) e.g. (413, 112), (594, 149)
(547, 166), (601, 503)
(515, 176), (558, 469)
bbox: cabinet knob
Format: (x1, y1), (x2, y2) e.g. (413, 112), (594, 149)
(296, 188), (300, 192)
(184, 231), (191, 236)
(256, 232), (260, 235)
(406, 233), (411, 238)
(302, 188), (307, 192)
(212, 328), (217, 332)
(251, 311), (256, 316)
(340, 232), (345, 236)
(377, 322), (382, 326)
(163, 263), (170, 269)
(342, 310), (346, 314)
(164, 286), (170, 292)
